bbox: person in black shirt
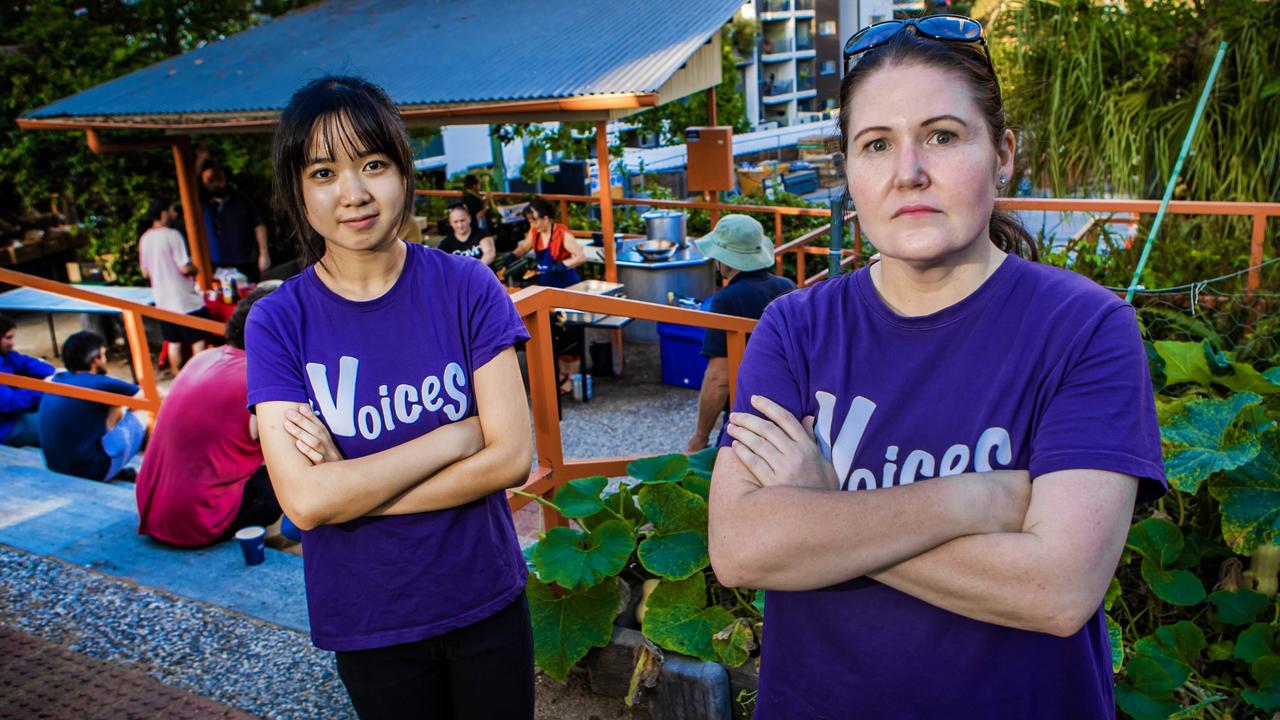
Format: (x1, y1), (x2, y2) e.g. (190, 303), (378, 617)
(686, 214), (795, 452)
(436, 203), (495, 265)
(201, 166), (271, 281)
(461, 174), (492, 235)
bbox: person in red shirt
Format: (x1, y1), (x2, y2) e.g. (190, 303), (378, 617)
(136, 286), (280, 547)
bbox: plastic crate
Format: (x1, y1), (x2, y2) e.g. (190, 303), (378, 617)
(657, 322), (708, 389)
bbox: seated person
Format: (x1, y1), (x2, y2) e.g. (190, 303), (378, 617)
(437, 203), (496, 265)
(0, 313), (56, 447)
(39, 331), (153, 481)
(136, 287), (281, 547)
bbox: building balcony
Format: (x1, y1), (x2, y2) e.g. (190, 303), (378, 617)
(793, 0), (815, 15)
(796, 36), (814, 51)
(796, 74), (815, 91)
(760, 37), (794, 61)
(761, 79), (795, 103)
(759, 0), (792, 16)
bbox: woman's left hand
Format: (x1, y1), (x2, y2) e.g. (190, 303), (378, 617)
(725, 395), (838, 491)
(283, 404), (343, 465)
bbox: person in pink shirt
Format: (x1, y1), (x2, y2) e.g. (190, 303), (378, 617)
(136, 286), (279, 547)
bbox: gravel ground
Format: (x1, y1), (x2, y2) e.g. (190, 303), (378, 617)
(0, 545), (354, 720)
(0, 545), (634, 719)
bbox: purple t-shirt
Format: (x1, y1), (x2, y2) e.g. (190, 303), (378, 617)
(723, 254), (1165, 719)
(245, 242), (530, 651)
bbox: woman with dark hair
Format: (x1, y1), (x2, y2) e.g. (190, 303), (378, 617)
(437, 202), (495, 265)
(513, 197), (586, 288)
(707, 17), (1164, 719)
(245, 76), (534, 718)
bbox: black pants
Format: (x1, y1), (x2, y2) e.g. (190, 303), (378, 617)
(221, 466), (281, 538)
(335, 592), (535, 720)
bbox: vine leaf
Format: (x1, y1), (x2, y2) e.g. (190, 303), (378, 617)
(1136, 622), (1206, 681)
(528, 577), (620, 682)
(1145, 341), (1167, 393)
(553, 476), (609, 519)
(1264, 367), (1280, 386)
(1116, 655), (1179, 720)
(1234, 624), (1277, 665)
(628, 453), (690, 484)
(642, 573), (735, 663)
(1207, 589), (1270, 625)
(532, 521), (636, 590)
(711, 618), (756, 668)
(688, 446), (718, 479)
(579, 484), (645, 532)
(1107, 614), (1124, 673)
(1244, 656), (1280, 711)
(1161, 392), (1262, 493)
(1167, 696), (1226, 719)
(1127, 517), (1185, 566)
(1155, 341), (1214, 388)
(1140, 558), (1205, 606)
(1210, 427), (1280, 554)
(636, 483), (709, 580)
(681, 473), (711, 501)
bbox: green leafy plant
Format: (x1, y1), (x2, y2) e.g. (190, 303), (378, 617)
(518, 448), (762, 698)
(1112, 340), (1280, 719)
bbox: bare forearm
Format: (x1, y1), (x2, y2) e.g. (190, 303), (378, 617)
(370, 439), (532, 515)
(693, 371), (728, 441)
(255, 227), (269, 258)
(711, 476), (996, 591)
(276, 424), (467, 528)
(869, 532), (1087, 635)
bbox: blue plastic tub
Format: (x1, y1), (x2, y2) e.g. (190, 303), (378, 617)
(657, 297), (713, 389)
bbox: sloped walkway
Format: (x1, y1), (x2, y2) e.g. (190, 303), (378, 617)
(0, 626), (258, 720)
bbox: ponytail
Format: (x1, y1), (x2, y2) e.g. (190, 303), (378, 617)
(990, 207), (1038, 261)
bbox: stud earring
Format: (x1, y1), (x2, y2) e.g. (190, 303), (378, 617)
(998, 175), (1007, 187)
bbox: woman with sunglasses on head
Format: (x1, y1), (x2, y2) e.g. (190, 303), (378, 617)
(707, 16), (1164, 719)
(245, 76), (534, 718)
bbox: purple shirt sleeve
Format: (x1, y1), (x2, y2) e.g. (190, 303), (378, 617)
(1029, 304), (1167, 502)
(244, 303), (308, 409)
(465, 262), (530, 371)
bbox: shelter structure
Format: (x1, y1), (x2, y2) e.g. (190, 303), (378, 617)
(19, 0), (744, 286)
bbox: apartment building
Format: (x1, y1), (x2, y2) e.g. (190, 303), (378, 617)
(737, 0), (893, 128)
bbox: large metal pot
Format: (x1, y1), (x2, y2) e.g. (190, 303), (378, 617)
(642, 210), (687, 248)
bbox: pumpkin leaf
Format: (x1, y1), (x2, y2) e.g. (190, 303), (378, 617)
(1161, 392), (1262, 493)
(628, 454), (690, 484)
(532, 521), (636, 590)
(1117, 655), (1180, 720)
(681, 473), (711, 501)
(1127, 516), (1185, 566)
(688, 446), (719, 479)
(1145, 341), (1167, 393)
(711, 618), (756, 668)
(1108, 614), (1125, 673)
(1207, 589), (1271, 625)
(1211, 428), (1280, 554)
(1235, 624), (1277, 665)
(1140, 557), (1206, 606)
(643, 574), (735, 662)
(1204, 340), (1233, 376)
(579, 484), (644, 532)
(1243, 656), (1280, 711)
(1155, 340), (1215, 388)
(636, 483), (709, 580)
(553, 476), (609, 519)
(528, 577), (620, 681)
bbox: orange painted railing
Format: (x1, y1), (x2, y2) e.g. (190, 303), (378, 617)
(0, 266), (223, 414)
(504, 286), (756, 530)
(417, 190), (1277, 297)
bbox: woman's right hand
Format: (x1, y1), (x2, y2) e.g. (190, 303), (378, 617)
(284, 404), (343, 465)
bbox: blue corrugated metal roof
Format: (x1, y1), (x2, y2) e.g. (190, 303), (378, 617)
(26, 0), (744, 120)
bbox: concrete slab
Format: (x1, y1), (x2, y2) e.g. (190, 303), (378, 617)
(0, 446), (309, 633)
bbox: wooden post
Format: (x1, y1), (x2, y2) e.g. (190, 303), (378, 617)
(705, 191), (720, 227)
(525, 306), (567, 532)
(171, 137), (213, 291)
(707, 86), (718, 127)
(559, 198), (569, 228)
(596, 120), (617, 283)
(120, 309), (159, 413)
(774, 211), (785, 278)
(1245, 213), (1266, 304)
(726, 330), (746, 405)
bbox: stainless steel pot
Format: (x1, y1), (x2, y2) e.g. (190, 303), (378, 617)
(642, 210), (687, 248)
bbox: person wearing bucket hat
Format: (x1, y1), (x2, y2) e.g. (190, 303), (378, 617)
(686, 215), (794, 453)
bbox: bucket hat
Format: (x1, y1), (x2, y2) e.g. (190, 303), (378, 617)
(694, 214), (774, 272)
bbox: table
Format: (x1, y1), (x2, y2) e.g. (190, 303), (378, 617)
(556, 280), (631, 403)
(0, 285), (155, 358)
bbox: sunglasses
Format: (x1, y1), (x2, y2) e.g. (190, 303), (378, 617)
(843, 14), (1000, 95)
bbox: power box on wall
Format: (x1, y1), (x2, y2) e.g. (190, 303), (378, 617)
(685, 126), (734, 192)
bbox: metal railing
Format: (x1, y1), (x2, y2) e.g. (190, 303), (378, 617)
(761, 79), (795, 96)
(759, 0), (791, 14)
